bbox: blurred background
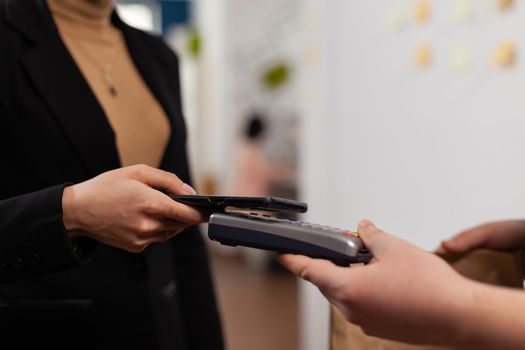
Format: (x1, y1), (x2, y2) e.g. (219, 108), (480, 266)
(115, 1), (525, 349)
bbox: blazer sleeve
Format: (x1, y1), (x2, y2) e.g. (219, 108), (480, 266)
(0, 183), (97, 282)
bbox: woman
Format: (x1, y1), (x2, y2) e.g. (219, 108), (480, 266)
(0, 0), (223, 348)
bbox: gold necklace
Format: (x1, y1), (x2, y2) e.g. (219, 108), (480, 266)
(64, 31), (119, 97)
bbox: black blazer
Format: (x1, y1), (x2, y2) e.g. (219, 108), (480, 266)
(0, 0), (223, 349)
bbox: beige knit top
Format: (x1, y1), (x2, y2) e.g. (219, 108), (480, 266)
(47, 0), (171, 168)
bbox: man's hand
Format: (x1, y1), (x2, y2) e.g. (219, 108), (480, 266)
(278, 220), (473, 346)
(440, 220), (525, 254)
(62, 164), (205, 253)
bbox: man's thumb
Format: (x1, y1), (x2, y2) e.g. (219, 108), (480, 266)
(357, 219), (395, 258)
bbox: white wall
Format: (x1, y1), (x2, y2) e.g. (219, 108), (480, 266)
(299, 0), (525, 348)
(302, 0), (525, 248)
(192, 0), (232, 192)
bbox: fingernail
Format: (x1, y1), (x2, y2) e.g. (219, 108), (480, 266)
(441, 239), (453, 249)
(359, 219), (374, 230)
(182, 183), (197, 195)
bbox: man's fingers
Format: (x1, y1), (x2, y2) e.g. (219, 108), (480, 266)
(277, 254), (351, 291)
(357, 219), (420, 261)
(441, 227), (490, 254)
(131, 165), (196, 195)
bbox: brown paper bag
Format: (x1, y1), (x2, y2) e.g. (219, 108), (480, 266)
(331, 249), (524, 350)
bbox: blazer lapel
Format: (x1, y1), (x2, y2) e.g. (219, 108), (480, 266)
(6, 0), (121, 177)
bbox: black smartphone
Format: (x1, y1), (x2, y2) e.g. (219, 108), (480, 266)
(170, 195), (308, 213)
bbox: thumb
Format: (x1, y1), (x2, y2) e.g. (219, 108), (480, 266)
(357, 219), (401, 259)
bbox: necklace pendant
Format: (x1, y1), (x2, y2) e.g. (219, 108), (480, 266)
(104, 73), (117, 97)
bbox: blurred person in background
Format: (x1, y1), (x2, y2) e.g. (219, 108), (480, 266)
(280, 219), (525, 349)
(0, 0), (223, 349)
(232, 112), (293, 197)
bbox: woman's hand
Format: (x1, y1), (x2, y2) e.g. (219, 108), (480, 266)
(62, 164), (206, 253)
(440, 220), (525, 254)
(278, 220), (474, 346)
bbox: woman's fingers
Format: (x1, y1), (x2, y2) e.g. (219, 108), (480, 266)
(153, 195), (207, 224)
(129, 164), (196, 195)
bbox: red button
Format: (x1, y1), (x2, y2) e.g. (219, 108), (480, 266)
(342, 231), (359, 238)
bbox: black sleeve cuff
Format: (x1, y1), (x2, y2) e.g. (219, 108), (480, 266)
(0, 183), (98, 282)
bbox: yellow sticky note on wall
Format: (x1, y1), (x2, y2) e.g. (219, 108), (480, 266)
(496, 0), (514, 10)
(414, 0), (431, 24)
(490, 42), (516, 68)
(414, 43), (432, 68)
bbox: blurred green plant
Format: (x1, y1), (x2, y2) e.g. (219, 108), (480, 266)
(262, 62), (291, 90)
(187, 28), (201, 59)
